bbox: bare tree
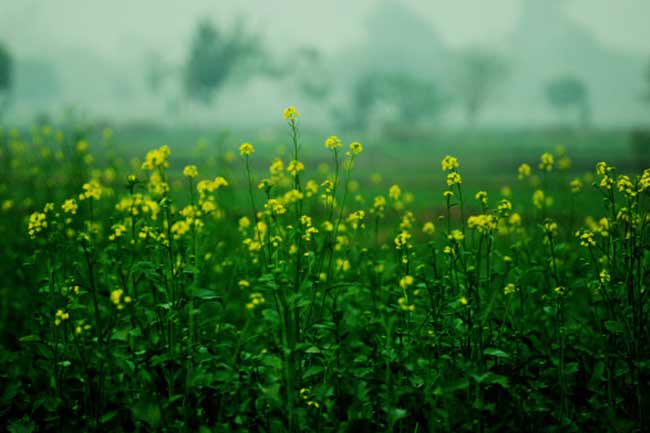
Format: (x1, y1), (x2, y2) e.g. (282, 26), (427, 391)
(453, 48), (507, 126)
(545, 76), (590, 127)
(184, 19), (263, 105)
(0, 42), (12, 120)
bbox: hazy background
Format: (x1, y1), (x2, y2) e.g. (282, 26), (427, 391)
(1, 0), (649, 129)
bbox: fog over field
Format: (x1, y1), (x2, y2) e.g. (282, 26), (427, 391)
(1, 0), (649, 127)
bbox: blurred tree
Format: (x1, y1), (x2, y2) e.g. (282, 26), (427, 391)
(382, 74), (447, 122)
(0, 42), (12, 120)
(292, 47), (331, 102)
(644, 58), (650, 106)
(545, 76), (590, 127)
(184, 19), (263, 105)
(453, 48), (507, 126)
(145, 51), (171, 94)
(337, 72), (446, 131)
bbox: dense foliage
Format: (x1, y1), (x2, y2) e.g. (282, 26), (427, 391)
(1, 109), (649, 432)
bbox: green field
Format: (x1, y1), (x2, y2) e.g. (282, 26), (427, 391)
(1, 112), (649, 432)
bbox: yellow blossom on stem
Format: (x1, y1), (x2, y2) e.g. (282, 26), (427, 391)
(349, 141), (363, 155)
(240, 142), (255, 156)
(518, 163), (531, 179)
(388, 185), (401, 201)
(283, 106), (300, 121)
(441, 155), (459, 171)
(183, 165), (199, 178)
(447, 172), (462, 186)
(286, 160), (304, 176)
(538, 152), (554, 171)
(62, 199), (78, 215)
(324, 136), (342, 150)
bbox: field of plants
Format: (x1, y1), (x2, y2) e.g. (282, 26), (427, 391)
(1, 108), (649, 432)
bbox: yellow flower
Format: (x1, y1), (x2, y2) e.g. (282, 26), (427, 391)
(638, 169), (650, 192)
(570, 178), (583, 193)
(504, 283), (518, 295)
(79, 180), (103, 201)
(305, 179), (318, 196)
(108, 223), (127, 241)
(422, 222), (435, 236)
(399, 211), (415, 230)
(596, 161), (611, 176)
(543, 220), (558, 237)
(517, 163), (531, 179)
(336, 258), (350, 272)
(246, 292), (266, 310)
(239, 216), (251, 231)
(62, 199), (78, 215)
(324, 135), (342, 149)
(467, 214), (496, 234)
(497, 199), (512, 215)
(287, 160), (304, 176)
(240, 142), (255, 156)
(448, 229), (464, 242)
(575, 229), (596, 247)
(538, 152), (554, 171)
(28, 212), (48, 239)
(283, 106), (300, 121)
(110, 289), (125, 309)
(388, 185), (401, 201)
(616, 175), (635, 196)
(441, 155), (459, 171)
(399, 275), (414, 289)
(558, 156), (571, 170)
(269, 158), (284, 175)
(446, 172), (462, 186)
(532, 190), (545, 209)
(398, 296), (415, 311)
(283, 189), (304, 203)
(475, 191), (488, 206)
(599, 270), (611, 283)
(170, 219), (191, 239)
(54, 309), (70, 326)
(509, 213), (521, 226)
(264, 198), (287, 215)
(76, 140), (89, 153)
(141, 145), (171, 170)
(459, 296), (468, 305)
(303, 226), (319, 241)
(394, 231), (411, 250)
(373, 196), (387, 211)
(347, 210), (365, 230)
(349, 141), (363, 155)
(183, 165), (199, 178)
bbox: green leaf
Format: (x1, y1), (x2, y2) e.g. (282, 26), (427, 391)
(100, 410), (118, 424)
(389, 408), (408, 424)
(303, 366), (324, 380)
(483, 347), (510, 359)
(8, 416), (36, 433)
(565, 362), (579, 375)
(604, 320), (625, 334)
(193, 288), (219, 300)
(132, 400), (162, 428)
(472, 372), (509, 388)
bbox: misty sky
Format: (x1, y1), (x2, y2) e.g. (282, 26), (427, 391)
(2, 0), (650, 60)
